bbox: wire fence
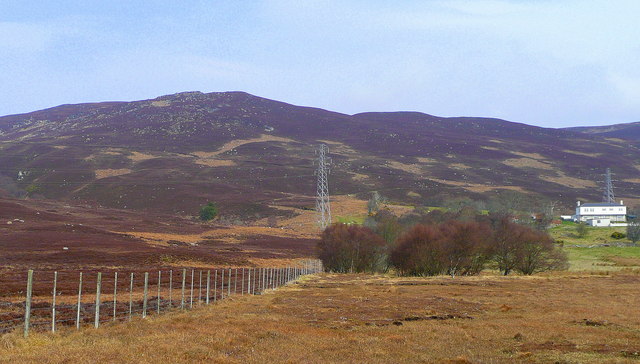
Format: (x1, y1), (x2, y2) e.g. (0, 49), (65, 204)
(0, 260), (322, 338)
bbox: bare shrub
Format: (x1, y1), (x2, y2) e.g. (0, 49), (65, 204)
(391, 217), (568, 277)
(369, 209), (403, 244)
(390, 224), (445, 276)
(490, 217), (568, 275)
(391, 221), (492, 277)
(318, 223), (388, 273)
(627, 222), (640, 245)
(439, 221), (492, 277)
(515, 236), (569, 275)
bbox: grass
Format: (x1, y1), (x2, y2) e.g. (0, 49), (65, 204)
(565, 246), (640, 271)
(335, 214), (367, 225)
(2, 272), (640, 363)
(548, 221), (640, 271)
(550, 221), (628, 246)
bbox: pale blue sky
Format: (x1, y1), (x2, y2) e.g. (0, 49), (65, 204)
(1, 1), (639, 127)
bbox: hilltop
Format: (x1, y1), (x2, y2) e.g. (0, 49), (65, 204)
(1, 91), (640, 220)
(566, 122), (640, 141)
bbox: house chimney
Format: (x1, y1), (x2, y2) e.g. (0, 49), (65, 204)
(621, 200), (624, 205)
(577, 200), (581, 207)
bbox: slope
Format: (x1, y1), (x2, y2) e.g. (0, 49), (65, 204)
(1, 91), (640, 220)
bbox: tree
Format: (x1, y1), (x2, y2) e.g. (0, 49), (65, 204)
(627, 222), (640, 245)
(575, 222), (588, 238)
(371, 210), (402, 244)
(367, 191), (384, 215)
(390, 221), (492, 277)
(199, 202), (218, 221)
(490, 218), (525, 276)
(439, 221), (491, 277)
(318, 224), (388, 273)
(390, 224), (445, 276)
(514, 230), (568, 275)
(488, 218), (568, 275)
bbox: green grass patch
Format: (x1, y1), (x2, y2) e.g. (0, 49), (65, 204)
(564, 246), (640, 271)
(335, 215), (366, 225)
(550, 223), (627, 245)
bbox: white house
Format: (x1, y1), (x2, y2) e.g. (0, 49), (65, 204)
(573, 200), (627, 226)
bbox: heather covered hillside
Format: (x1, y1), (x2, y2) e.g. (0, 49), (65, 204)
(1, 91), (639, 219)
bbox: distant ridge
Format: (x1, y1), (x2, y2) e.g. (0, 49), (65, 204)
(1, 91), (640, 218)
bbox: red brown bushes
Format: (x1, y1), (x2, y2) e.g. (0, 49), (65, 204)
(318, 223), (388, 273)
(439, 221), (492, 277)
(390, 219), (567, 276)
(321, 217), (568, 276)
(390, 224), (444, 276)
(490, 217), (567, 275)
(391, 221), (491, 277)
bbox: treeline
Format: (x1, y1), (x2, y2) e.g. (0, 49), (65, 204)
(318, 208), (568, 277)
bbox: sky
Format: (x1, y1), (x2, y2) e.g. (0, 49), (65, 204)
(1, 0), (639, 128)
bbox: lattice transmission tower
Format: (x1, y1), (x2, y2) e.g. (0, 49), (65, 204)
(315, 144), (332, 229)
(603, 168), (615, 203)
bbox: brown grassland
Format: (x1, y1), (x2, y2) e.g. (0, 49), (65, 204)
(2, 272), (640, 363)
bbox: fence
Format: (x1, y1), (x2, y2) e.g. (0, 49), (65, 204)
(0, 260), (322, 338)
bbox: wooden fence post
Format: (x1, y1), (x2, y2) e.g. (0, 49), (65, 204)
(247, 268), (250, 295)
(157, 271), (161, 314)
(234, 268), (238, 295)
(168, 270), (173, 309)
(214, 269), (218, 302)
(206, 270), (211, 305)
(113, 272), (118, 321)
(221, 269), (225, 299)
(198, 270), (202, 305)
(253, 268), (257, 294)
(76, 272), (83, 329)
(24, 270), (33, 338)
(180, 268), (186, 310)
(52, 271), (57, 332)
(227, 268), (231, 297)
(190, 269), (194, 309)
(142, 272), (148, 318)
(128, 273), (134, 321)
(95, 272), (102, 328)
(241, 268), (245, 295)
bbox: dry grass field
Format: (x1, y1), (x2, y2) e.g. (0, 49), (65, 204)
(2, 272), (640, 363)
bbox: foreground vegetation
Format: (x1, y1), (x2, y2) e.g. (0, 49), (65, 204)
(2, 272), (640, 363)
(320, 214), (567, 277)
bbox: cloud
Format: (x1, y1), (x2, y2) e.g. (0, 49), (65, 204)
(0, 20), (84, 53)
(1, 1), (639, 126)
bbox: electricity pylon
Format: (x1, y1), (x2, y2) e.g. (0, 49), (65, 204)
(603, 168), (615, 203)
(315, 144), (331, 229)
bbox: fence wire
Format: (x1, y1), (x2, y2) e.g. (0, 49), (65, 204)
(1, 260), (322, 337)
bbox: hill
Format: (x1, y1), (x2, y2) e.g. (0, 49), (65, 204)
(2, 91), (640, 220)
(566, 122), (640, 141)
(0, 197), (317, 271)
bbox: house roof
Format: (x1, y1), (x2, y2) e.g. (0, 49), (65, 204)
(580, 203), (624, 207)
